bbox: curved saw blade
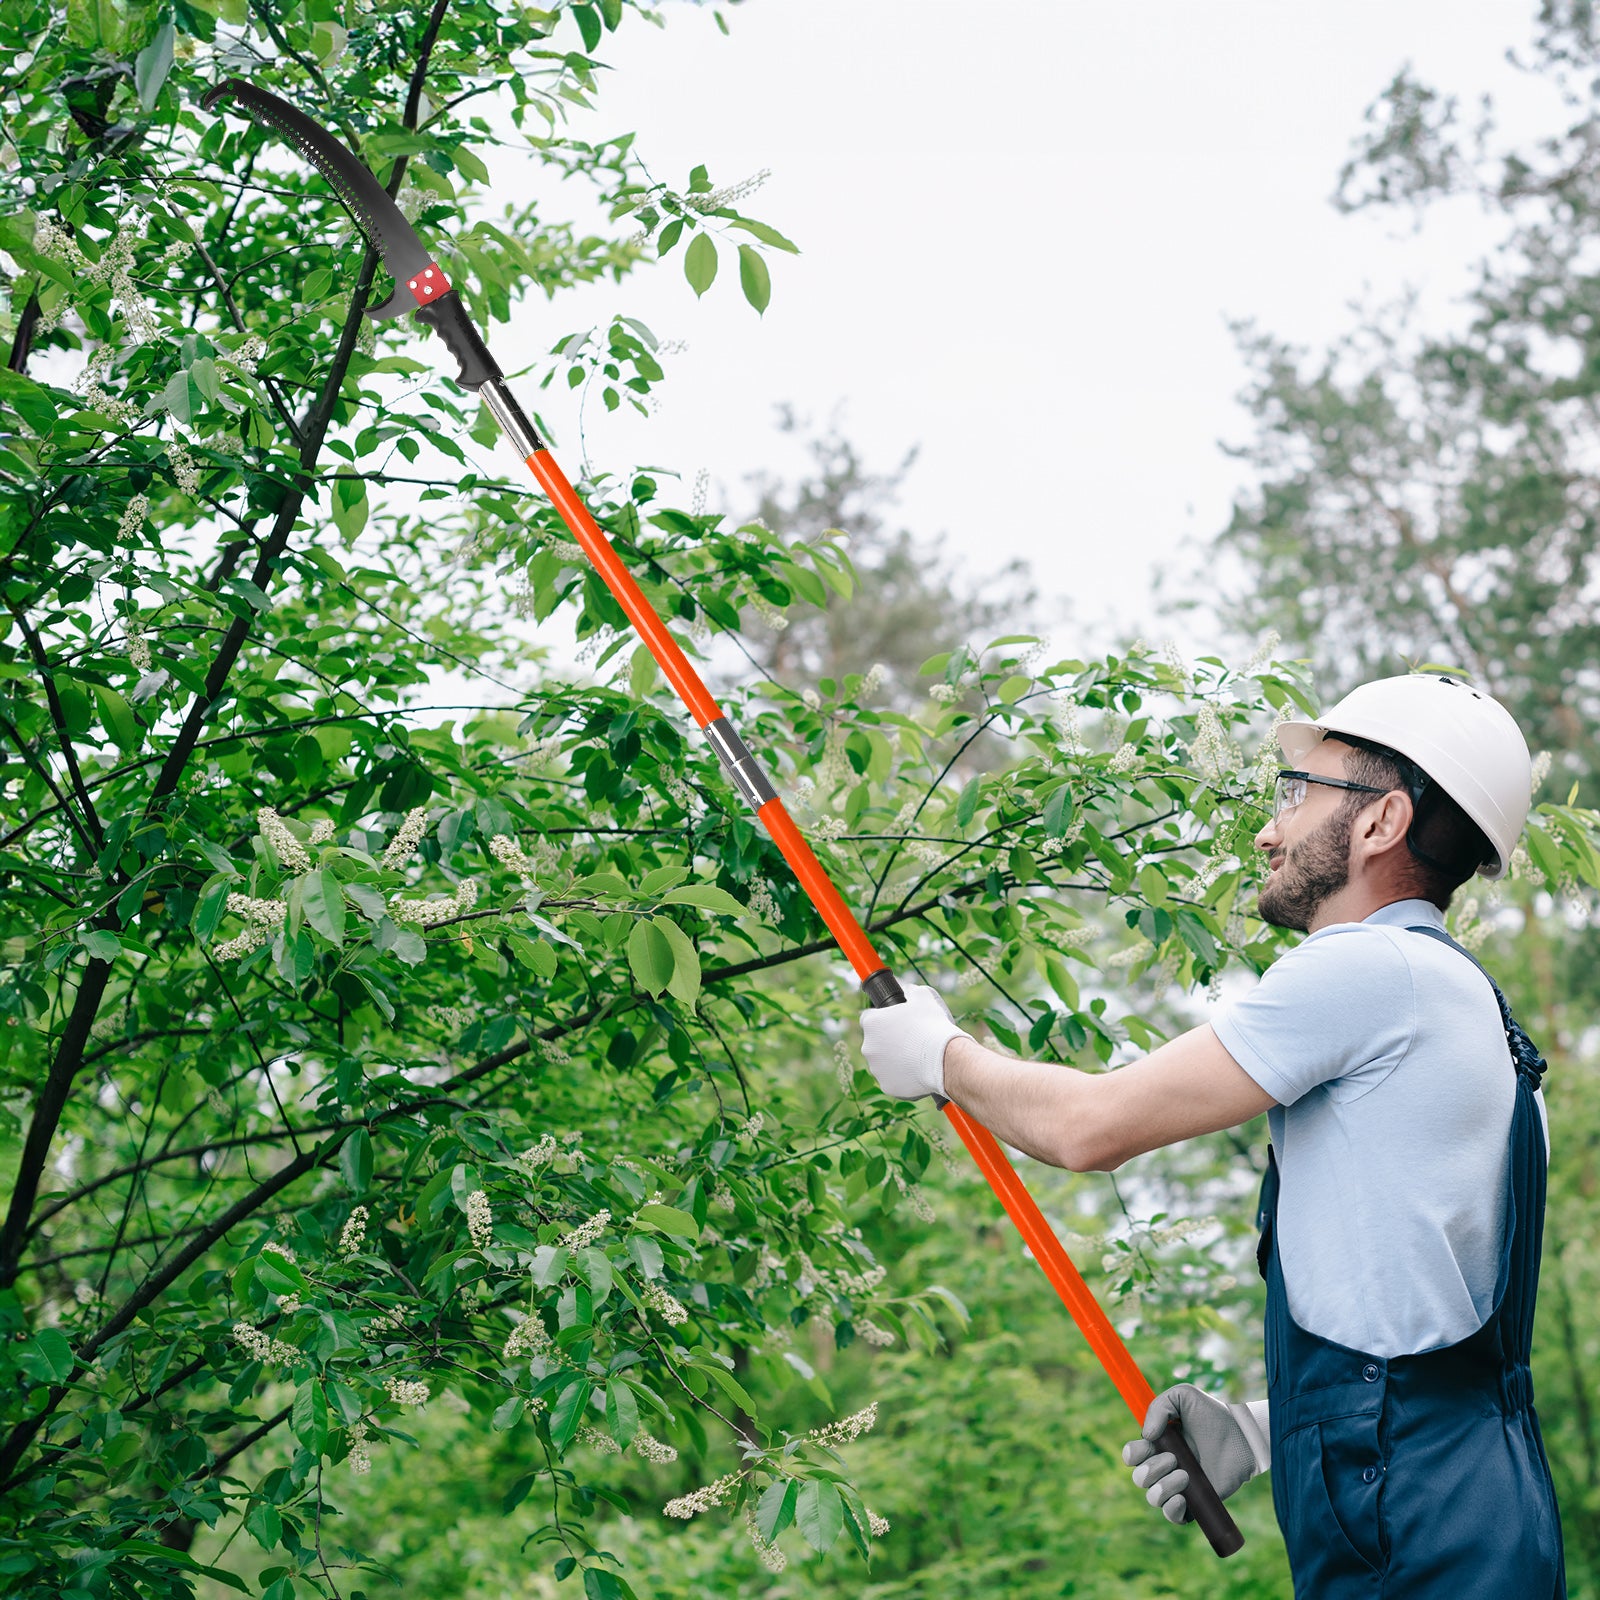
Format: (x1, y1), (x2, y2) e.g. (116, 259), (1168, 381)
(201, 77), (440, 320)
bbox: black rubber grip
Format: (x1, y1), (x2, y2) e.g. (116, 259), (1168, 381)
(1158, 1420), (1245, 1558)
(862, 969), (904, 1009)
(414, 290), (502, 391)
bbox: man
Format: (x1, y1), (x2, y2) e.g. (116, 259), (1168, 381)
(859, 672), (1564, 1597)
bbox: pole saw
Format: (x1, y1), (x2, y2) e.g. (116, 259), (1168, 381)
(200, 77), (1243, 1559)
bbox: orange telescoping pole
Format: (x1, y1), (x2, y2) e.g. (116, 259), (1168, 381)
(198, 75), (1242, 1559)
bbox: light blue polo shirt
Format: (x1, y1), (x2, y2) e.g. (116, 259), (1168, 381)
(1211, 898), (1549, 1359)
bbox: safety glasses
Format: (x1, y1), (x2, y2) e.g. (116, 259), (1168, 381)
(1274, 769), (1392, 819)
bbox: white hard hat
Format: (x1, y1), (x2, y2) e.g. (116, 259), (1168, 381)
(1276, 673), (1532, 880)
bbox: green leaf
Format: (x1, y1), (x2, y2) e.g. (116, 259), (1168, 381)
(291, 1379), (328, 1453)
(507, 932), (557, 977)
(80, 930), (121, 964)
(1042, 783), (1074, 838)
(578, 1246), (612, 1303)
(572, 2), (602, 50)
(17, 1327), (74, 1384)
(301, 869), (346, 947)
(605, 1379), (639, 1448)
(758, 1478), (797, 1541)
(245, 1503), (282, 1551)
(627, 918), (674, 997)
(550, 1377), (590, 1452)
(737, 244), (771, 313)
(729, 216), (800, 253)
(492, 1397), (524, 1431)
(653, 916), (700, 1007)
(634, 1203), (698, 1239)
(339, 1128), (373, 1193)
(93, 685), (140, 750)
(660, 883), (746, 917)
(956, 775), (982, 828)
(684, 233), (718, 298)
(254, 1252), (307, 1297)
(796, 1479), (844, 1551)
(134, 19), (175, 110)
(656, 217), (684, 255)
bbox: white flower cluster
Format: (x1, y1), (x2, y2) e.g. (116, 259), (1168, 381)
(277, 1294), (301, 1316)
(576, 624), (620, 664)
(261, 1240), (296, 1263)
(1187, 703), (1238, 782)
(308, 819), (336, 846)
(1243, 628), (1281, 675)
(577, 1425), (622, 1455)
(746, 877), (779, 923)
(215, 900), (282, 962)
(740, 1113), (764, 1140)
(35, 217), (161, 341)
(904, 1184), (935, 1223)
(1225, 907), (1248, 948)
(339, 1206), (367, 1256)
(119, 608), (152, 674)
(633, 1432), (678, 1464)
(489, 834), (536, 874)
(117, 496), (150, 541)
(857, 1320), (895, 1348)
(1148, 1216), (1218, 1248)
(812, 815), (848, 842)
(833, 1038), (855, 1092)
(663, 774), (703, 816)
(167, 440), (201, 497)
(426, 1004), (475, 1031)
(684, 167), (771, 212)
(1530, 750), (1553, 792)
(225, 332), (267, 376)
(690, 465), (709, 518)
(76, 346), (145, 427)
(381, 806), (431, 870)
(860, 662), (888, 697)
(808, 1402), (879, 1447)
(836, 1262), (886, 1296)
(1508, 843), (1534, 881)
(391, 879), (478, 926)
(1449, 897), (1494, 953)
(257, 807), (311, 873)
(641, 1282), (689, 1326)
(1108, 742), (1140, 774)
(868, 1510), (891, 1537)
(1053, 694), (1083, 750)
(347, 1418), (371, 1474)
(929, 682), (961, 705)
(384, 1376), (430, 1406)
(663, 1470), (739, 1520)
(232, 1319), (298, 1366)
(503, 1313), (554, 1361)
(517, 1134), (558, 1174)
(906, 838), (946, 869)
(744, 1503), (787, 1573)
(559, 1210), (610, 1251)
(1161, 638), (1192, 692)
(465, 1190), (493, 1251)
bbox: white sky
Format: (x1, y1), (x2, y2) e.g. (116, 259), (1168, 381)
(490, 0), (1562, 668)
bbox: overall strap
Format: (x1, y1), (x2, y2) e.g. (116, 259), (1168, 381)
(1405, 923), (1550, 1091)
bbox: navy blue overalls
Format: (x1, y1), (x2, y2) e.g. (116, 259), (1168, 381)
(1255, 923), (1565, 1597)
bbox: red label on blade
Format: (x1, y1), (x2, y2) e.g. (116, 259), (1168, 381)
(407, 263), (451, 303)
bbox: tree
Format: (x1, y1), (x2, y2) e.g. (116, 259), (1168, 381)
(737, 409), (1038, 712)
(3, 5), (1598, 1600)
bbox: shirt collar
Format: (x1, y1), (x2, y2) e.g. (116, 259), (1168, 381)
(1361, 897), (1446, 930)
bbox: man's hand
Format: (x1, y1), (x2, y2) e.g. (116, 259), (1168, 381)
(1121, 1384), (1268, 1525)
(859, 983), (970, 1100)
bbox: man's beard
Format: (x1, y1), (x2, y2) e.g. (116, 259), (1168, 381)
(1257, 807), (1353, 933)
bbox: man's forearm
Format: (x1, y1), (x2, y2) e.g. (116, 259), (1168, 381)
(942, 1035), (1101, 1170)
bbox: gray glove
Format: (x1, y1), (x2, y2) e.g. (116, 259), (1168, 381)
(1121, 1384), (1269, 1525)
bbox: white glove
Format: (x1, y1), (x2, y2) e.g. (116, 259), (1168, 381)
(859, 982), (969, 1100)
(1122, 1385), (1270, 1525)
